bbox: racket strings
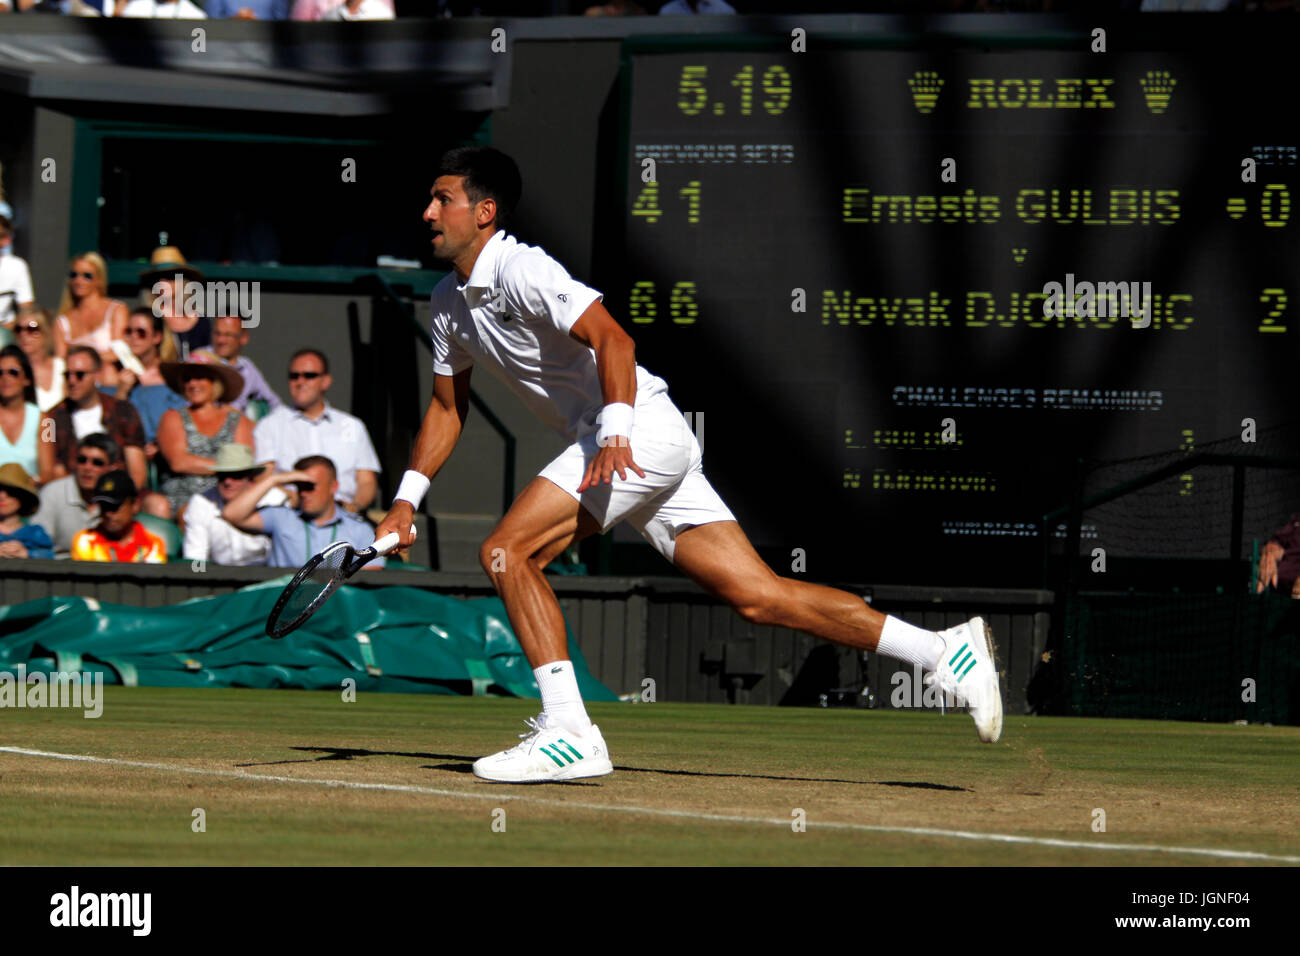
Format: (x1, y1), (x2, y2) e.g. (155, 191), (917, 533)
(275, 546), (351, 632)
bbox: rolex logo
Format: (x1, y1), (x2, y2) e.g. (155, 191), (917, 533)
(908, 71), (944, 114)
(1140, 70), (1176, 114)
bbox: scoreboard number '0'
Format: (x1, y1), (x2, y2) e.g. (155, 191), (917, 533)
(677, 64), (792, 117)
(628, 281), (700, 325)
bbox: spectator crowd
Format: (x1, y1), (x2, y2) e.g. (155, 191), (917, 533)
(0, 227), (385, 568)
(4, 0), (1300, 18)
(0, 0), (396, 18)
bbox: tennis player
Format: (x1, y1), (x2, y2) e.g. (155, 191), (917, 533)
(376, 147), (1002, 783)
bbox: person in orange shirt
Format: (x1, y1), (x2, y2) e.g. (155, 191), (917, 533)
(70, 469), (166, 564)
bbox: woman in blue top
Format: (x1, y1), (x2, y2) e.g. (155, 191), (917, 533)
(113, 307), (187, 454)
(0, 344), (54, 485)
(0, 462), (54, 559)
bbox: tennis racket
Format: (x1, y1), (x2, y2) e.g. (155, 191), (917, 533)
(264, 530), (411, 639)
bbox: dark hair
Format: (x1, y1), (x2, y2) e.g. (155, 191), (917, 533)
(79, 432), (122, 466)
(0, 344), (36, 405)
(66, 344), (103, 370)
(289, 348), (329, 376)
(129, 306), (178, 363)
(436, 147), (522, 233)
(293, 455), (337, 481)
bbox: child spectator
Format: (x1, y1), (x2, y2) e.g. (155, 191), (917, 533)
(0, 462), (54, 559)
(70, 469), (166, 563)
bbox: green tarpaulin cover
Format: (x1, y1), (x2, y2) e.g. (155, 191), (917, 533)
(0, 579), (616, 700)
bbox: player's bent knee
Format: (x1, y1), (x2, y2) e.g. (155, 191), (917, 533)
(709, 568), (787, 625)
(722, 582), (783, 627)
(479, 538), (515, 577)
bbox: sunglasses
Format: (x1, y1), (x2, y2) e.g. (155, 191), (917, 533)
(288, 371), (323, 381)
(76, 454), (110, 466)
(125, 328), (153, 338)
(0, 367), (24, 378)
(218, 472), (258, 481)
(64, 370), (92, 380)
(15, 323), (42, 334)
(68, 270), (95, 281)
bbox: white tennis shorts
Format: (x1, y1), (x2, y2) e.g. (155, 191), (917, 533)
(539, 395), (735, 562)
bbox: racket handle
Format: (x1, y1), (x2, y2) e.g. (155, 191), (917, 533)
(374, 528), (415, 555)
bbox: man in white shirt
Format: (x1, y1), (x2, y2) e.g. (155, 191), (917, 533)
(0, 213), (34, 337)
(182, 443), (286, 566)
(252, 349), (380, 513)
(116, 0), (206, 16)
(375, 147), (1002, 784)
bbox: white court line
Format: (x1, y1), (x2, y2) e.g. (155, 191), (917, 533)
(3, 745), (1297, 864)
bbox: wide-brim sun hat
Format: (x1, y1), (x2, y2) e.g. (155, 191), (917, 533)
(0, 462), (41, 516)
(139, 245), (204, 284)
(160, 349), (244, 403)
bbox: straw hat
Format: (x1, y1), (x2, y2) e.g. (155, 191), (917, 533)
(0, 463), (40, 516)
(139, 246), (204, 284)
(211, 443), (262, 476)
(160, 349), (244, 403)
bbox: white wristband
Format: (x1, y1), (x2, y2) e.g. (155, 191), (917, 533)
(394, 470), (430, 508)
(597, 402), (635, 447)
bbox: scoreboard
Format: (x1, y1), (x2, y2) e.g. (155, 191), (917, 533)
(603, 23), (1298, 587)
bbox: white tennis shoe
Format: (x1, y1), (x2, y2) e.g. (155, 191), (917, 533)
(473, 716), (614, 783)
(926, 616), (1004, 743)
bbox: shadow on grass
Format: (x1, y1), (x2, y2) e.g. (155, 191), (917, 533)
(236, 745), (970, 791)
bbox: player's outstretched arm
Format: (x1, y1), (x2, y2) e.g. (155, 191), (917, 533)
(375, 368), (472, 548)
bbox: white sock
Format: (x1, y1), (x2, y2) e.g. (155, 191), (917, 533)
(876, 614), (946, 671)
(534, 660), (592, 735)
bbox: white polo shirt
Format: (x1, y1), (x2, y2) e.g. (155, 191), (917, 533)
(0, 255), (34, 329)
(117, 0), (207, 16)
(429, 230), (667, 442)
(252, 400), (381, 503)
